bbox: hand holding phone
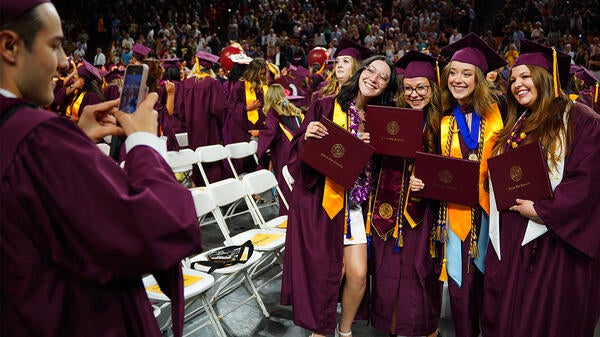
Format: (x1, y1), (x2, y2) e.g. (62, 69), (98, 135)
(119, 64), (149, 113)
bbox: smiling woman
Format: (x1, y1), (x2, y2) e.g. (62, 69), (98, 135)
(281, 55), (397, 337)
(483, 39), (600, 337)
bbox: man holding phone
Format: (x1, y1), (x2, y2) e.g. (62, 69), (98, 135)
(0, 1), (202, 337)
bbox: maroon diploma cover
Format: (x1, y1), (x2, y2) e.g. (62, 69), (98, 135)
(413, 152), (480, 206)
(488, 141), (553, 211)
(366, 105), (423, 158)
(299, 116), (375, 189)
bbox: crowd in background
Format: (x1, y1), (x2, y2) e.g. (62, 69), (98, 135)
(53, 0), (600, 78)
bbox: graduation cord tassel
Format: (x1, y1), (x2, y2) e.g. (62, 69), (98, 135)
(467, 208), (478, 274)
(595, 82), (599, 104)
(366, 192), (374, 259)
(345, 193), (352, 239)
(435, 59), (441, 87)
(439, 242), (448, 282)
(552, 47), (560, 98)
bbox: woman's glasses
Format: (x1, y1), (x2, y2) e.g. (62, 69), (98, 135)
(363, 65), (390, 84)
(402, 85), (430, 96)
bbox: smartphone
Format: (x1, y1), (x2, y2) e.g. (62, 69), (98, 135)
(118, 64), (149, 113)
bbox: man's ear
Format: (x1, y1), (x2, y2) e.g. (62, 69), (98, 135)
(0, 30), (21, 65)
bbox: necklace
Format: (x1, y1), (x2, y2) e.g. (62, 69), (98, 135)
(348, 99), (375, 203)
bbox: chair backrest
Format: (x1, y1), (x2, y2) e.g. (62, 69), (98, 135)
(225, 142), (255, 160)
(190, 188), (232, 243)
(205, 178), (246, 207)
(281, 165), (294, 191)
(175, 132), (189, 148)
(242, 169), (289, 223)
(166, 148), (197, 172)
(195, 144), (231, 184)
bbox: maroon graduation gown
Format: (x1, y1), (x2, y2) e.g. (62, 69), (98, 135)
(0, 96), (203, 337)
(482, 103), (600, 337)
(102, 83), (121, 101)
(576, 88), (600, 113)
(158, 81), (184, 151)
(256, 108), (302, 215)
(225, 80), (266, 174)
(369, 155), (443, 335)
(180, 76), (229, 185)
(281, 96), (350, 335)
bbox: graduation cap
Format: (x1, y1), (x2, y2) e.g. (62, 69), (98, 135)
(0, 0), (49, 25)
(161, 58), (181, 70)
(513, 39), (571, 97)
(77, 60), (102, 81)
(333, 37), (374, 61)
(285, 95), (305, 101)
(195, 51), (219, 68)
(395, 50), (446, 84)
(104, 68), (123, 83)
(574, 66), (599, 86)
(440, 32), (506, 73)
(132, 43), (151, 60)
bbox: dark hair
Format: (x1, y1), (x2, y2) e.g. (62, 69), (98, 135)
(163, 67), (181, 81)
(82, 78), (104, 98)
(0, 6), (45, 51)
(336, 55), (398, 111)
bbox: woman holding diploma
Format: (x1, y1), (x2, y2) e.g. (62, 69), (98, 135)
(368, 51), (444, 337)
(482, 39), (600, 337)
(410, 33), (506, 337)
(281, 55), (397, 337)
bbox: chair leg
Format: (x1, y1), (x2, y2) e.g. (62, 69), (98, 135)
(201, 294), (228, 337)
(243, 271), (270, 318)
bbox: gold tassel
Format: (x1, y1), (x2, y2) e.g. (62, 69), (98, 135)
(552, 48), (559, 98)
(595, 82), (599, 104)
(365, 192), (373, 236)
(439, 242), (448, 281)
(436, 59), (441, 87)
(315, 61), (326, 75)
(397, 225), (404, 248)
(429, 234), (437, 258)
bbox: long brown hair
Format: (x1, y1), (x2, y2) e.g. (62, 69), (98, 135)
(143, 58), (164, 93)
(241, 58), (268, 92)
(440, 61), (496, 117)
(264, 84), (302, 117)
(397, 78), (442, 154)
(494, 65), (571, 169)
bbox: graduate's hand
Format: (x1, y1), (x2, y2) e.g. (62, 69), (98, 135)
(165, 80), (175, 94)
(248, 129), (260, 137)
(304, 121), (328, 140)
(509, 199), (543, 223)
(357, 132), (370, 143)
(246, 99), (261, 111)
(78, 99), (124, 142)
(114, 93), (159, 136)
(409, 176), (425, 192)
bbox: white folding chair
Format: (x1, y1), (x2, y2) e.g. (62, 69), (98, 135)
(224, 141), (259, 179)
(175, 132), (189, 148)
(188, 189), (270, 319)
(143, 268), (227, 337)
(281, 164), (295, 192)
(166, 148), (197, 188)
(242, 169), (289, 231)
(204, 179), (285, 276)
(195, 144), (232, 184)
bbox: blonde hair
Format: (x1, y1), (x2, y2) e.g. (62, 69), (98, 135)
(264, 84), (302, 117)
(319, 57), (361, 97)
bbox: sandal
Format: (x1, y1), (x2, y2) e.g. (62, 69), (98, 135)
(335, 323), (352, 337)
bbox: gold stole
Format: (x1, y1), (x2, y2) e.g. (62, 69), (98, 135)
(569, 93), (579, 101)
(440, 103), (502, 241)
(278, 114), (304, 141)
(245, 81), (268, 124)
(66, 91), (86, 122)
(321, 100), (346, 219)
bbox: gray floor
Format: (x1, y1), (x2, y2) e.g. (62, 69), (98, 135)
(157, 198), (599, 337)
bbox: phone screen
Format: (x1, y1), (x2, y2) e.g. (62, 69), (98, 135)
(119, 65), (146, 113)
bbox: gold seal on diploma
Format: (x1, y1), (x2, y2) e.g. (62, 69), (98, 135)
(378, 203), (394, 219)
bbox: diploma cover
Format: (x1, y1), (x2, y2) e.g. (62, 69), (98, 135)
(413, 152), (479, 206)
(366, 105), (423, 158)
(488, 141), (553, 211)
(299, 116), (375, 189)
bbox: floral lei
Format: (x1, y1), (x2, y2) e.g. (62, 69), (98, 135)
(348, 99), (376, 203)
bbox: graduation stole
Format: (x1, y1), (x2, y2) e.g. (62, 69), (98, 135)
(367, 157), (418, 245)
(440, 103), (502, 242)
(278, 115), (304, 141)
(66, 90), (86, 122)
(245, 81), (268, 124)
(568, 93), (579, 101)
(321, 100), (346, 220)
